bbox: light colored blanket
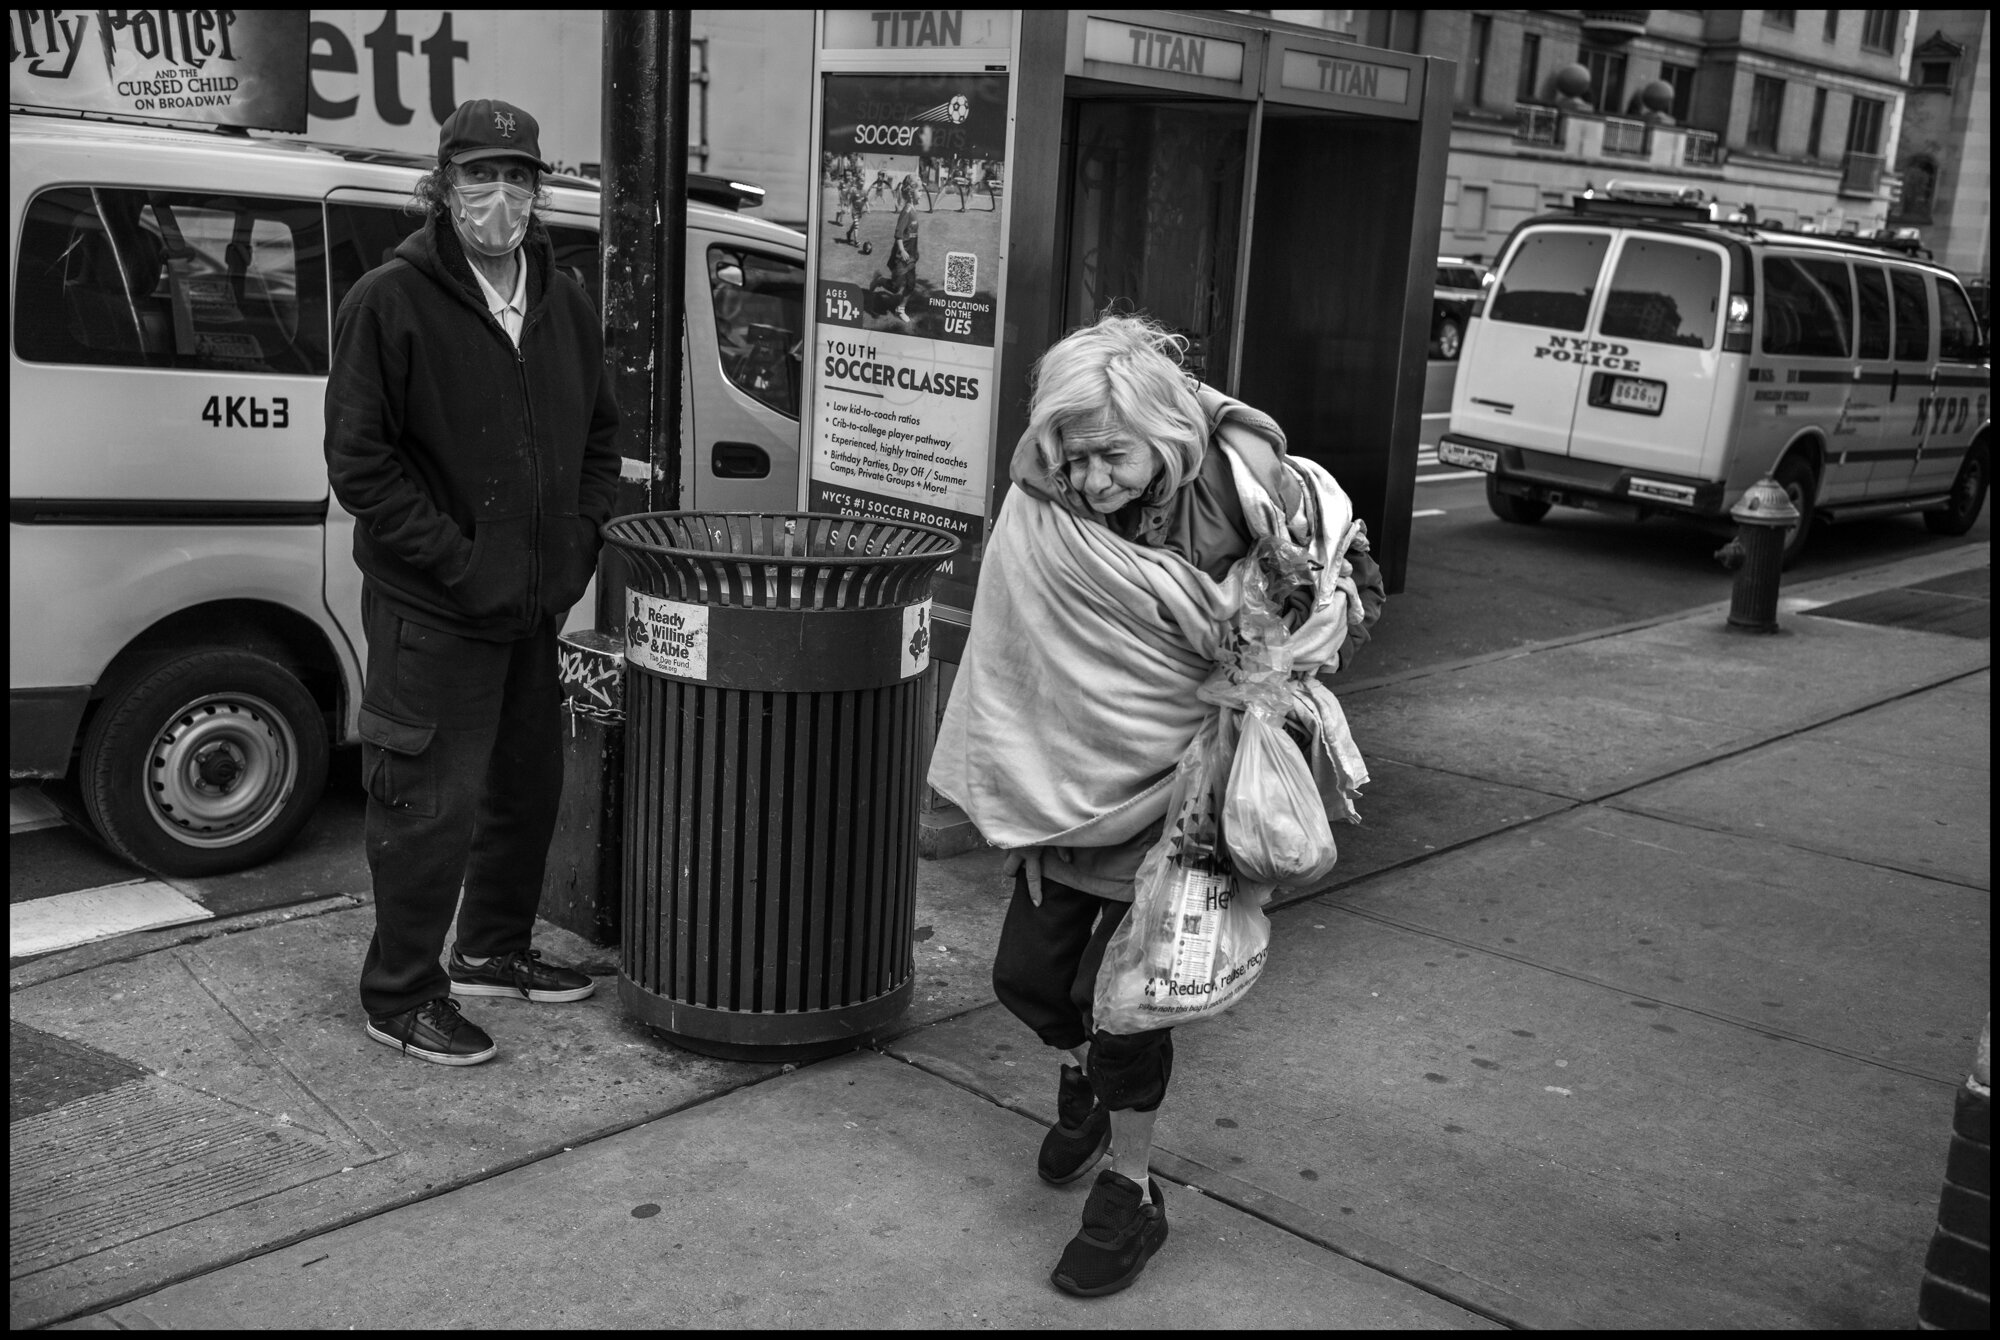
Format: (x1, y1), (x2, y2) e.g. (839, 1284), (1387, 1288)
(929, 434), (1367, 851)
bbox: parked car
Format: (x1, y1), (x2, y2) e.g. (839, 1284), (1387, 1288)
(10, 110), (807, 876)
(1431, 256), (1491, 360)
(1441, 194), (1989, 567)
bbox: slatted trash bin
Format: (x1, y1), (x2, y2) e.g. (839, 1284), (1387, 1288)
(603, 511), (961, 1059)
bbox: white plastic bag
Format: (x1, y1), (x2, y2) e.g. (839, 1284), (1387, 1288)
(1222, 705), (1339, 886)
(1094, 716), (1273, 1034)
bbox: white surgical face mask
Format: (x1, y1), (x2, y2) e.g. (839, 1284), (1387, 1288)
(450, 179), (533, 258)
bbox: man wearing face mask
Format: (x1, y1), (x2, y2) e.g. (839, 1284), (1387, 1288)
(325, 98), (620, 1066)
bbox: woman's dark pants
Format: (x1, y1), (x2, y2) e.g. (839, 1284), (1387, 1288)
(356, 587), (563, 1019)
(992, 869), (1174, 1113)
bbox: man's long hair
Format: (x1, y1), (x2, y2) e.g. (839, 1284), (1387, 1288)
(406, 162), (554, 219)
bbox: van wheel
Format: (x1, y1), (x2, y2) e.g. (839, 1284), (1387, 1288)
(81, 650), (328, 878)
(1433, 317), (1463, 361)
(1772, 456), (1818, 568)
(1486, 475), (1550, 524)
(1924, 442), (1988, 536)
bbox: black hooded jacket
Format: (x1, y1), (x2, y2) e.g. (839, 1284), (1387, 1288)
(325, 209), (621, 641)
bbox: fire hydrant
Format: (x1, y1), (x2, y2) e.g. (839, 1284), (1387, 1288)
(1714, 476), (1801, 633)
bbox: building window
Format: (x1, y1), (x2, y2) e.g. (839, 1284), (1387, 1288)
(1582, 46), (1628, 113)
(1764, 10), (1796, 29)
(1860, 10), (1900, 53)
(1464, 14), (1492, 106)
(1385, 10), (1422, 54)
(1806, 87), (1829, 157)
(1823, 11), (1839, 41)
(1660, 63), (1695, 124)
(1516, 31), (1542, 104)
(1917, 60), (1954, 89)
(1847, 96), (1885, 155)
(1748, 75), (1785, 151)
(1892, 155), (1937, 223)
(1457, 185), (1489, 236)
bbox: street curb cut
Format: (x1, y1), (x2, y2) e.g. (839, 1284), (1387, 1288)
(9, 893), (368, 993)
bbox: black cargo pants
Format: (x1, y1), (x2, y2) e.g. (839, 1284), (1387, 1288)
(992, 869), (1174, 1113)
(356, 586), (563, 1019)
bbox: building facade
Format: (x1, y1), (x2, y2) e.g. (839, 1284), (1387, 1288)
(1889, 10), (1991, 279)
(1268, 9), (1930, 265)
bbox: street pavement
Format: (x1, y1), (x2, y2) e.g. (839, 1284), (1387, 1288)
(10, 545), (1989, 1329)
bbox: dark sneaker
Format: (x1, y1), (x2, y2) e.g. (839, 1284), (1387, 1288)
(366, 996), (497, 1067)
(1051, 1169), (1169, 1298)
(1039, 1063), (1111, 1186)
(447, 946), (596, 1003)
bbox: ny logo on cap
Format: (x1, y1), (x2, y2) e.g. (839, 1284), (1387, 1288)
(493, 109), (518, 138)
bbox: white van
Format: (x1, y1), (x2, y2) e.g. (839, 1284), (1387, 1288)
(1442, 196), (1990, 565)
(9, 111), (808, 876)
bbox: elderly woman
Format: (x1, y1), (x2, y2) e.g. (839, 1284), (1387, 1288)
(931, 312), (1384, 1297)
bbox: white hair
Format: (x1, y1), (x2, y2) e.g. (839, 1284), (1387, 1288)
(1022, 312), (1206, 506)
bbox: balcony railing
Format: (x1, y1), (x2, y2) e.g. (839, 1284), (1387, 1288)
(1580, 10), (1651, 41)
(1682, 129), (1720, 166)
(1516, 103), (1560, 146)
(1602, 116), (1650, 156)
(1841, 151), (1885, 197)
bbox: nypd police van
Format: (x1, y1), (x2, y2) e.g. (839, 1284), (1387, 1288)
(10, 111), (807, 876)
(1442, 193), (1989, 566)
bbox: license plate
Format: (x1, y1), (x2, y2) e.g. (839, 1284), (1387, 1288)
(1439, 441), (1497, 472)
(1607, 376), (1666, 414)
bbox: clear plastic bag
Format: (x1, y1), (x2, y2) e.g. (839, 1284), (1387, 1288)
(1222, 704), (1339, 886)
(1094, 716), (1273, 1034)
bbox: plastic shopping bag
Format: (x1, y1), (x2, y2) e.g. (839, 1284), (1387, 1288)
(1222, 704), (1339, 887)
(1094, 715), (1274, 1034)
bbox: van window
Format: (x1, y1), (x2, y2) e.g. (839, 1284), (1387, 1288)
(1598, 240), (1721, 348)
(546, 225), (602, 312)
(1889, 268), (1931, 362)
(327, 203), (419, 316)
(1488, 231), (1607, 331)
(708, 245), (805, 419)
(1853, 265), (1892, 360)
(1937, 281), (1981, 363)
(16, 187), (327, 374)
(1760, 256), (1851, 358)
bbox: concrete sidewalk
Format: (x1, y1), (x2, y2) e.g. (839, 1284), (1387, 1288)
(11, 546), (1989, 1329)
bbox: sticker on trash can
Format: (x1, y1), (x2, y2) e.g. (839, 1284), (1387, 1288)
(902, 600), (932, 678)
(626, 591), (709, 680)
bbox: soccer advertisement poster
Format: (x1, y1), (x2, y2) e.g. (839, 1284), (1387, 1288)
(804, 71), (1011, 606)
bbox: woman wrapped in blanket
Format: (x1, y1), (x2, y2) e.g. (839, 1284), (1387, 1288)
(930, 312), (1385, 1297)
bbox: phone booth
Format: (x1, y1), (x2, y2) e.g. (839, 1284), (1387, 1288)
(802, 10), (1452, 664)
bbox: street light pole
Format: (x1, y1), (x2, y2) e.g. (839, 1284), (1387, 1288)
(539, 10), (692, 945)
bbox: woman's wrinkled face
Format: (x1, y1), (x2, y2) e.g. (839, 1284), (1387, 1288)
(1061, 411), (1160, 514)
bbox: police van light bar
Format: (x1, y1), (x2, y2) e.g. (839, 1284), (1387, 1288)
(687, 173), (766, 211)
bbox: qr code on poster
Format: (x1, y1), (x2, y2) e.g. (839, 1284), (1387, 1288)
(944, 251), (977, 298)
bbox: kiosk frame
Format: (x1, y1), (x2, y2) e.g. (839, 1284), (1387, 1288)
(802, 10), (1453, 662)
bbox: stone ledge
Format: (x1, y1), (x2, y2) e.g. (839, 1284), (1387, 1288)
(918, 802), (984, 861)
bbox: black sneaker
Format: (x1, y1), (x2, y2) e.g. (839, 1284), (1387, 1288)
(1051, 1169), (1169, 1298)
(447, 946), (596, 1003)
(1039, 1064), (1111, 1186)
(366, 996), (497, 1067)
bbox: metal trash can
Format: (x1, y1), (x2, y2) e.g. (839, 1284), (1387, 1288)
(603, 511), (961, 1059)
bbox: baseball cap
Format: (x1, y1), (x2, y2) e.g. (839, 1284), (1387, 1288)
(438, 98), (551, 172)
